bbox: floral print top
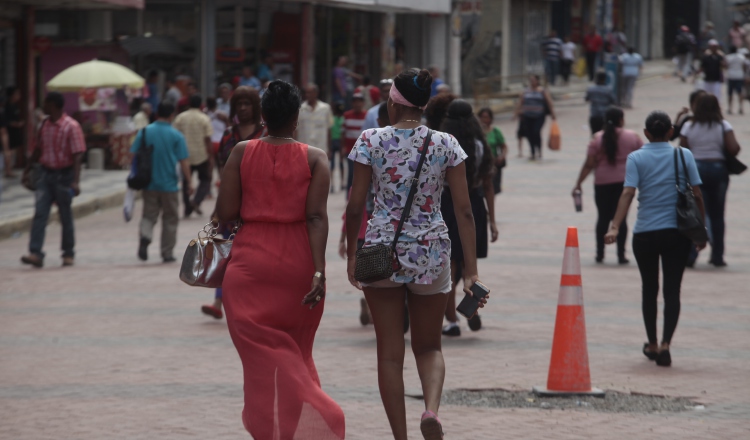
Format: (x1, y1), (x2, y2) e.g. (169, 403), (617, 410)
(349, 125), (467, 284)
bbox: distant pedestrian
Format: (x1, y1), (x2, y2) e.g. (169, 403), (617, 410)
(514, 74), (555, 160)
(4, 86), (23, 177)
(674, 26), (697, 81)
(20, 92), (86, 268)
(607, 27), (628, 55)
(201, 86), (262, 320)
(332, 56), (361, 108)
(727, 20), (746, 51)
(573, 106), (643, 264)
(585, 71), (617, 135)
(177, 82), (198, 114)
(700, 21), (716, 51)
(679, 94), (742, 267)
(132, 102), (151, 131)
(541, 30), (563, 86)
(297, 83), (333, 151)
(329, 103), (345, 190)
(342, 93), (367, 191)
(256, 54), (275, 83)
(205, 97), (226, 155)
(144, 71), (160, 110)
(215, 83), (232, 116)
(671, 90), (707, 141)
(354, 75), (380, 109)
(133, 102), (192, 263)
(173, 95), (213, 217)
(583, 26), (604, 81)
(346, 68), (487, 437)
(605, 111), (705, 367)
(695, 40), (726, 102)
(440, 100), (498, 337)
(560, 36), (577, 84)
(0, 105), (9, 189)
(478, 107), (508, 194)
(429, 65), (446, 97)
(361, 79), (393, 132)
(164, 79), (182, 107)
(238, 65), (261, 90)
(619, 47), (643, 108)
(724, 46), (748, 114)
(216, 79), (345, 438)
(425, 92), (457, 130)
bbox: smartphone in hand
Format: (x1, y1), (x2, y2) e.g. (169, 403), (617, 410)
(456, 281), (490, 319)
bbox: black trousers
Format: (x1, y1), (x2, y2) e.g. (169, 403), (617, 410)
(594, 182), (627, 259)
(182, 160), (212, 213)
(517, 115), (546, 158)
(632, 229), (691, 345)
(560, 59), (573, 83)
(589, 115), (604, 136)
(586, 51), (598, 81)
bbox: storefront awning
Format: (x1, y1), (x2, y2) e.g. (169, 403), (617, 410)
(284, 0), (452, 14)
(2, 0), (143, 9)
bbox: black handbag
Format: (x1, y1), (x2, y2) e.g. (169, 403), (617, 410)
(354, 129), (433, 283)
(721, 123), (747, 175)
(674, 147), (708, 245)
(127, 128), (153, 190)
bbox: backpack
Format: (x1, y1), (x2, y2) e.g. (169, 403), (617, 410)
(127, 128), (153, 190)
(675, 33), (691, 54)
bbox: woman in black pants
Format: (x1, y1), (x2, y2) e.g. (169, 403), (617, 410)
(605, 111), (706, 367)
(573, 106), (643, 263)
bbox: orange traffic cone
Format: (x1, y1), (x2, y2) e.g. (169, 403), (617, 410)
(533, 227), (604, 397)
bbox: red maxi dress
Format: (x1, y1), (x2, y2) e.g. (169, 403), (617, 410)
(222, 140), (346, 439)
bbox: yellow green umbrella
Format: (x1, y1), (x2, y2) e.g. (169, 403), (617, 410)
(46, 59), (145, 92)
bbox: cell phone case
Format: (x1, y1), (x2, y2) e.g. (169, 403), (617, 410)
(456, 282), (490, 319)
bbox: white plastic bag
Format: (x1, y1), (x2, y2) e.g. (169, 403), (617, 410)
(123, 188), (136, 222)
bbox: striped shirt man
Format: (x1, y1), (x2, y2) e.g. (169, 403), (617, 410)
(541, 37), (563, 61)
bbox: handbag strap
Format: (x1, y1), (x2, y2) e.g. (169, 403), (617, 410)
(390, 129), (433, 252)
(674, 147), (693, 191)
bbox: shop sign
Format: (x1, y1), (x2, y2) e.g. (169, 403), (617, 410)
(33, 36), (52, 54)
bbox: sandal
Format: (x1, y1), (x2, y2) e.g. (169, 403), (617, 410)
(642, 343), (658, 361)
(420, 410), (444, 440)
(201, 305), (223, 320)
(656, 349), (672, 367)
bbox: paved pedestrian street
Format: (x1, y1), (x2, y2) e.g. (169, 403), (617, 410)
(1, 71), (748, 439)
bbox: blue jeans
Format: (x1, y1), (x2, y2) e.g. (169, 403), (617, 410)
(545, 59), (560, 86)
(696, 160), (729, 263)
(29, 167), (76, 259)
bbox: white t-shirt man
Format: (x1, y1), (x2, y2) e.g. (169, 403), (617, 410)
(297, 100), (333, 150)
(561, 42), (577, 61)
(725, 53), (748, 80)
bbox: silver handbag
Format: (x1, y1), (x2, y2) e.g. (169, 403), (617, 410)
(179, 222), (239, 288)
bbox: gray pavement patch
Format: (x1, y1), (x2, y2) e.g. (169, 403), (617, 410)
(442, 388), (701, 413)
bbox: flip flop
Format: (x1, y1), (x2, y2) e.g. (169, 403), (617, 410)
(201, 305), (223, 320)
(420, 410), (444, 440)
(642, 343), (657, 361)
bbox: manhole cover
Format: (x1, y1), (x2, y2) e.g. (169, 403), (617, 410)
(441, 389), (703, 413)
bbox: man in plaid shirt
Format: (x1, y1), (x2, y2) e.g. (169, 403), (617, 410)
(21, 92), (86, 268)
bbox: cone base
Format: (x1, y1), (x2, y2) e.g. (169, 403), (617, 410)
(532, 386), (606, 398)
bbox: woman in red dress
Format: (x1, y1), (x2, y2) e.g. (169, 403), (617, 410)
(216, 80), (345, 439)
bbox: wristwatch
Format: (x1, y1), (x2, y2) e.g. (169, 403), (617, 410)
(313, 271), (325, 280)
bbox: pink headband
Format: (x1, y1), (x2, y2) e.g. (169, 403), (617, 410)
(389, 84), (423, 110)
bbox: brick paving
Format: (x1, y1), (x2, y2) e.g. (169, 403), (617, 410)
(1, 73), (749, 439)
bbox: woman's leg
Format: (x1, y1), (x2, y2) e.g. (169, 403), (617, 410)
(632, 232), (660, 346)
(443, 261), (459, 323)
(593, 184), (608, 260)
(659, 230), (691, 345)
(364, 286), (409, 440)
(408, 290), (451, 415)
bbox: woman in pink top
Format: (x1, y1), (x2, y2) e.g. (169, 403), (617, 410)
(573, 106), (643, 263)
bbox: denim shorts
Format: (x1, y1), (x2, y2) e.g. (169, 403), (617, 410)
(362, 266), (451, 295)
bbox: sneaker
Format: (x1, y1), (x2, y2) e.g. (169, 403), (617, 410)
(359, 298), (371, 326)
(163, 256), (177, 263)
(442, 321), (461, 337)
(468, 314), (482, 331)
(62, 257), (75, 267)
(138, 238), (150, 261)
(20, 254), (44, 268)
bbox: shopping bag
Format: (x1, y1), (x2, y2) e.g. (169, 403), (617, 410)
(574, 58), (586, 78)
(123, 188), (136, 222)
(548, 121), (561, 151)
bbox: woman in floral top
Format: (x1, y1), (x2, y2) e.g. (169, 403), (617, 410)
(346, 68), (489, 439)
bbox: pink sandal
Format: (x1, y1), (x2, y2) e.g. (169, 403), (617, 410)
(420, 410), (444, 439)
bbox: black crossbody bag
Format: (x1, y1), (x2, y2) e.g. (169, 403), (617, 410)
(354, 129), (433, 283)
(674, 147), (708, 245)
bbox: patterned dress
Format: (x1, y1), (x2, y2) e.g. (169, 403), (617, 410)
(349, 125), (467, 284)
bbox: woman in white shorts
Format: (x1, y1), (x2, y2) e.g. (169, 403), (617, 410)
(346, 68), (488, 439)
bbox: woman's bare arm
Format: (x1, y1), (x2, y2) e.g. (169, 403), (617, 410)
(604, 186), (635, 244)
(679, 135), (691, 149)
(482, 175), (498, 242)
(302, 147), (331, 308)
(345, 162), (372, 289)
(573, 154), (597, 194)
(215, 142), (246, 222)
(724, 130), (741, 156)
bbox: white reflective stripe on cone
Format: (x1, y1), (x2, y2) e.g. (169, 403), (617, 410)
(558, 285), (584, 306)
(561, 246), (581, 275)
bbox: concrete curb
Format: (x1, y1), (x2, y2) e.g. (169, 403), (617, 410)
(0, 189), (128, 241)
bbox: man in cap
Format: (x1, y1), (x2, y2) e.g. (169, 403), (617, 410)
(361, 79), (393, 132)
(695, 39), (727, 102)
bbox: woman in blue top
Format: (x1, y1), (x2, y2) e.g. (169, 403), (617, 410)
(605, 111), (706, 367)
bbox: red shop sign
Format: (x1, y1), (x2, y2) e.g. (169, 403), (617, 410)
(33, 36), (52, 53)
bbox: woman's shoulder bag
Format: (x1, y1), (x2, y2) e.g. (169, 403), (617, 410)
(674, 147), (708, 245)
